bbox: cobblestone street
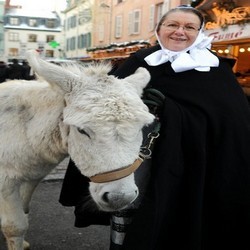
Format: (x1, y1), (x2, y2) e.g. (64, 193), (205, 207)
(44, 157), (69, 181)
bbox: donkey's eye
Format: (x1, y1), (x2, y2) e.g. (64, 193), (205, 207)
(77, 128), (90, 138)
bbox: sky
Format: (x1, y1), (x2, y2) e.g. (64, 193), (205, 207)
(11, 0), (67, 11)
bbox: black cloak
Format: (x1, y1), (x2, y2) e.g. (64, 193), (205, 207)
(60, 45), (250, 250)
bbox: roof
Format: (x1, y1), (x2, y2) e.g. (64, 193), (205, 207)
(5, 8), (59, 19)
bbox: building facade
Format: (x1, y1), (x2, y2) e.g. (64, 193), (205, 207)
(2, 0), (191, 61)
(0, 0), (5, 60)
(63, 0), (190, 59)
(4, 8), (63, 62)
(92, 0), (180, 48)
(4, 0), (248, 72)
(63, 0), (93, 59)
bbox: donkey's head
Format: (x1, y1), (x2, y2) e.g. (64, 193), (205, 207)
(26, 50), (154, 211)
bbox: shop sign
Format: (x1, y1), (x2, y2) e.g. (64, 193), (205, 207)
(204, 23), (250, 42)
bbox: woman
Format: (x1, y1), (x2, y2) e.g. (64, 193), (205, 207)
(60, 6), (250, 250)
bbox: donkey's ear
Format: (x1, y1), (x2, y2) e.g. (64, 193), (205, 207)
(123, 67), (151, 96)
(26, 50), (79, 92)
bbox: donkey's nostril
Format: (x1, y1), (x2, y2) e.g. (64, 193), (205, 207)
(102, 192), (109, 203)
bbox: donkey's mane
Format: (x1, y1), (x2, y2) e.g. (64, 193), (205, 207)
(59, 61), (113, 78)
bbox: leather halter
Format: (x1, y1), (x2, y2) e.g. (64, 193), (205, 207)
(89, 156), (144, 183)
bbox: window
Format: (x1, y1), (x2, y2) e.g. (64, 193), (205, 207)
(66, 38), (70, 51)
(66, 38), (77, 51)
(156, 3), (164, 24)
(128, 9), (141, 35)
(67, 18), (70, 30)
(70, 15), (76, 28)
(84, 33), (91, 48)
(78, 33), (91, 49)
(148, 3), (163, 31)
(28, 34), (37, 42)
(46, 19), (56, 28)
(46, 35), (55, 43)
(98, 22), (105, 42)
(9, 32), (19, 41)
(70, 37), (76, 50)
(29, 18), (37, 27)
(149, 5), (155, 31)
(9, 17), (19, 25)
(45, 50), (54, 57)
(9, 48), (18, 57)
(115, 15), (122, 38)
(134, 10), (140, 34)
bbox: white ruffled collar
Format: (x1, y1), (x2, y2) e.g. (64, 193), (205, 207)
(144, 31), (219, 72)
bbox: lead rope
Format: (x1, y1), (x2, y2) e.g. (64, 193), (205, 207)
(140, 88), (165, 160)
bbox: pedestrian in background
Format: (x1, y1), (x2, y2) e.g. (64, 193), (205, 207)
(21, 60), (35, 80)
(60, 5), (250, 250)
(0, 61), (8, 83)
(7, 58), (24, 80)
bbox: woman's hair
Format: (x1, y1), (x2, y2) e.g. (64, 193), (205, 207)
(156, 5), (204, 32)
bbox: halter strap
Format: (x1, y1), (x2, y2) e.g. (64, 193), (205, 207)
(89, 157), (144, 183)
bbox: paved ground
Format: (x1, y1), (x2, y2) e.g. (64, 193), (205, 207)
(0, 158), (110, 250)
(43, 157), (70, 181)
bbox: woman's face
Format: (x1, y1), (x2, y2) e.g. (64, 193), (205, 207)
(157, 11), (201, 51)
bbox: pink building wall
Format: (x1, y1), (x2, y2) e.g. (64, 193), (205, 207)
(92, 0), (187, 47)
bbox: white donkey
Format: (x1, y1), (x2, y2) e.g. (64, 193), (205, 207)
(0, 51), (154, 250)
